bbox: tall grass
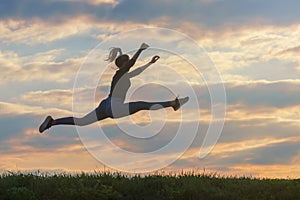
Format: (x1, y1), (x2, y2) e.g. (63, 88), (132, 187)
(0, 171), (300, 199)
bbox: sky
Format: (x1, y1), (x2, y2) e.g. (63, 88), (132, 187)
(1, 0), (300, 178)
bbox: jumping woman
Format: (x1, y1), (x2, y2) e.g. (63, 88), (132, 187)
(39, 43), (189, 133)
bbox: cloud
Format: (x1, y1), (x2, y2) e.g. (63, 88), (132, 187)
(245, 141), (300, 165)
(209, 139), (300, 167)
(200, 137), (300, 157)
(0, 107), (88, 170)
(51, 0), (120, 6)
(17, 87), (111, 113)
(0, 101), (72, 119)
(19, 89), (73, 110)
(1, 0), (299, 29)
(0, 0), (110, 20)
(1, 105), (299, 177)
(1, 87), (300, 176)
(280, 45), (300, 56)
(0, 112), (81, 173)
(109, 0), (300, 28)
(0, 16), (147, 46)
(168, 136), (300, 177)
(0, 17), (95, 45)
(228, 164), (300, 178)
(202, 25), (300, 74)
(276, 45), (300, 67)
(221, 120), (300, 146)
(0, 142), (101, 172)
(1, 0), (300, 176)
(1, 15), (300, 88)
(225, 80), (300, 108)
(0, 49), (84, 84)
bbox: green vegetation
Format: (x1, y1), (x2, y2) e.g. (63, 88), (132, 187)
(0, 171), (300, 200)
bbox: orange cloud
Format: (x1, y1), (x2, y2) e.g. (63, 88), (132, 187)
(228, 164), (300, 178)
(0, 101), (72, 117)
(0, 145), (101, 172)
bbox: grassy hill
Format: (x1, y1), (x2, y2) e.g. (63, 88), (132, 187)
(1, 172), (300, 200)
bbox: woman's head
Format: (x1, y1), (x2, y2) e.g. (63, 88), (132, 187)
(106, 47), (128, 68)
(115, 54), (129, 68)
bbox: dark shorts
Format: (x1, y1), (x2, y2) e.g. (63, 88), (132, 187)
(95, 97), (131, 119)
(95, 97), (112, 120)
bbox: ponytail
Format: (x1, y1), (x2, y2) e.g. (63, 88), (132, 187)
(105, 47), (122, 62)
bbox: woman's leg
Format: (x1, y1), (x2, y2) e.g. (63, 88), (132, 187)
(39, 113), (96, 133)
(39, 99), (111, 133)
(109, 100), (173, 119)
(127, 100), (173, 115)
(124, 96), (189, 117)
(52, 110), (99, 127)
(52, 100), (109, 126)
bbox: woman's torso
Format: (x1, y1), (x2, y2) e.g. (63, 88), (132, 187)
(108, 69), (131, 102)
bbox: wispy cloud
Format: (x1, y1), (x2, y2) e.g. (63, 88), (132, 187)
(0, 49), (83, 84)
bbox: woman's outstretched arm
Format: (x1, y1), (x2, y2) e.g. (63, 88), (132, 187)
(128, 55), (160, 78)
(124, 43), (149, 70)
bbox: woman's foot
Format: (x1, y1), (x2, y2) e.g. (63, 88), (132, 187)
(172, 96), (189, 111)
(39, 116), (53, 133)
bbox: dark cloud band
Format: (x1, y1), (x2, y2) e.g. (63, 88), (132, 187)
(0, 0), (299, 28)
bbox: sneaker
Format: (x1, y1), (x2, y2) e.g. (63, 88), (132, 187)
(172, 96), (189, 111)
(39, 116), (53, 133)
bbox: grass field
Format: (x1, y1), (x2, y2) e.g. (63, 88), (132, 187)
(0, 171), (300, 200)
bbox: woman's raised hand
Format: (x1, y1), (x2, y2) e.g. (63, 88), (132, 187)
(150, 55), (160, 63)
(140, 43), (150, 50)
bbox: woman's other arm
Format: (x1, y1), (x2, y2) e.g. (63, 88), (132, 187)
(128, 55), (160, 78)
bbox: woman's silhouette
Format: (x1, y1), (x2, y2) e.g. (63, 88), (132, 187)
(39, 43), (189, 133)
